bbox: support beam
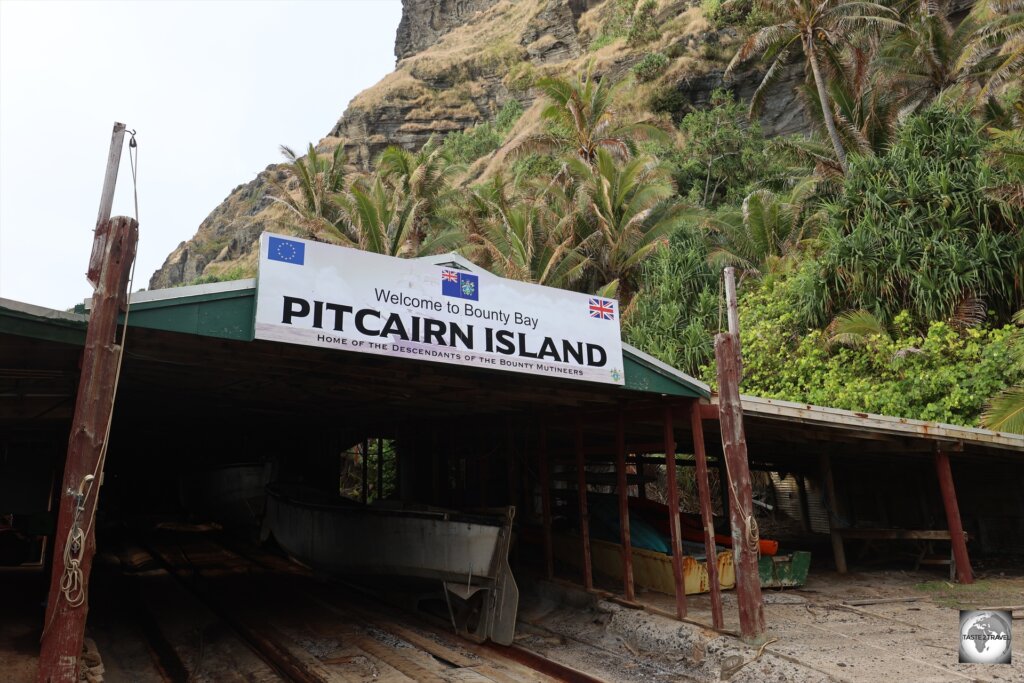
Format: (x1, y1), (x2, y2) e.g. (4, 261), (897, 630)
(39, 216), (138, 683)
(376, 437), (384, 499)
(663, 404), (687, 619)
(361, 438), (369, 504)
(795, 474), (812, 534)
(615, 408), (635, 601)
(575, 417), (593, 591)
(690, 400), (723, 629)
(820, 453), (847, 574)
(539, 423), (554, 579)
(715, 333), (765, 641)
(935, 449), (973, 584)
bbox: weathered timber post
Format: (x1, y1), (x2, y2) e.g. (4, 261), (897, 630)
(575, 417), (593, 591)
(38, 216), (138, 683)
(715, 332), (766, 641)
(539, 421), (554, 579)
(663, 404), (687, 618)
(615, 408), (635, 601)
(690, 400), (723, 629)
(820, 453), (848, 573)
(935, 447), (973, 584)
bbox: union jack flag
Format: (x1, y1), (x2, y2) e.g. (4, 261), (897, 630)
(441, 269), (459, 283)
(589, 297), (615, 320)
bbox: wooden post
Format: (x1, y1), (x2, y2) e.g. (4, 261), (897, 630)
(39, 216), (138, 683)
(575, 417), (593, 591)
(362, 439), (371, 503)
(86, 123), (127, 289)
(935, 449), (973, 584)
(714, 333), (765, 641)
(820, 453), (847, 574)
(723, 266), (742, 377)
(376, 438), (384, 499)
(539, 422), (553, 579)
(663, 404), (687, 619)
(690, 400), (723, 629)
(795, 473), (812, 534)
(615, 408), (635, 601)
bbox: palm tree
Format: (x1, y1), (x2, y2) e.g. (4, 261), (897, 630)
(571, 150), (692, 302)
(958, 0), (1024, 102)
(469, 188), (589, 288)
(705, 180), (818, 277)
(875, 1), (977, 113)
(982, 310), (1024, 433)
(376, 140), (458, 249)
(336, 177), (463, 258)
(268, 142), (350, 242)
(726, 0), (901, 172)
(508, 68), (668, 165)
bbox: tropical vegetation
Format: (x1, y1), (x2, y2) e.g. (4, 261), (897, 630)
(258, 0), (1023, 431)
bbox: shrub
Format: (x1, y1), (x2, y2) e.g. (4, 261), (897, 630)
(633, 52), (670, 82)
(627, 0), (661, 46)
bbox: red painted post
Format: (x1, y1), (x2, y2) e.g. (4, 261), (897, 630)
(663, 404), (687, 619)
(575, 417), (593, 591)
(539, 423), (554, 579)
(715, 332), (766, 641)
(690, 400), (723, 629)
(39, 216), (138, 683)
(615, 408), (635, 601)
(935, 449), (973, 584)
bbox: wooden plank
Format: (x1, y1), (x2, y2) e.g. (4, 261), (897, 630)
(842, 597), (924, 607)
(714, 332), (765, 642)
(39, 217), (139, 683)
(835, 529), (956, 540)
(935, 449), (973, 584)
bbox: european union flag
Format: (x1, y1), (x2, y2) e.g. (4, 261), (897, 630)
(268, 236), (305, 265)
(441, 270), (479, 301)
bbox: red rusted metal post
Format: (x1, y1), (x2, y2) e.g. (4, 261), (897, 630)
(715, 332), (766, 641)
(539, 422), (553, 579)
(39, 216), (138, 683)
(575, 417), (593, 591)
(615, 407), (635, 601)
(663, 404), (687, 619)
(935, 448), (973, 584)
(690, 399), (723, 629)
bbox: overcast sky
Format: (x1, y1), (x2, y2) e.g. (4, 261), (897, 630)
(0, 0), (402, 310)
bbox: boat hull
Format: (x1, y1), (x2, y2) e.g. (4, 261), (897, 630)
(263, 485), (519, 645)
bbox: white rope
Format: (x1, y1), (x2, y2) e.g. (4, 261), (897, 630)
(42, 131), (140, 641)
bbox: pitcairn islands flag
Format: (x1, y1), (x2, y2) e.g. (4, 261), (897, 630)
(441, 269), (479, 301)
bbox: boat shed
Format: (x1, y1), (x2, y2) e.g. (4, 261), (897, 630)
(3, 272), (1024, 654)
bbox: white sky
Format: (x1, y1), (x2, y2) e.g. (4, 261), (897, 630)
(0, 0), (402, 310)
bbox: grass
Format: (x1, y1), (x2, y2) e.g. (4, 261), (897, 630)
(913, 577), (1023, 610)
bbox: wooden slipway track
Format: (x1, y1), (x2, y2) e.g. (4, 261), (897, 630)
(115, 526), (604, 683)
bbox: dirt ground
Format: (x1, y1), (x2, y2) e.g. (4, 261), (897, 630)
(610, 562), (1024, 682)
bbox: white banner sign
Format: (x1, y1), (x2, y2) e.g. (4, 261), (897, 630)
(254, 234), (625, 385)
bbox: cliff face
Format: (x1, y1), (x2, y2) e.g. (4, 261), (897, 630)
(150, 0), (807, 290)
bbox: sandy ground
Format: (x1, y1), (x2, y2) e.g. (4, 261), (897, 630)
(616, 565), (1024, 682)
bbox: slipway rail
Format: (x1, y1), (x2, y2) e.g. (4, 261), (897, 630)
(133, 527), (605, 683)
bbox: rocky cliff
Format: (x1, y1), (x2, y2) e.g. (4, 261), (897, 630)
(150, 0), (807, 290)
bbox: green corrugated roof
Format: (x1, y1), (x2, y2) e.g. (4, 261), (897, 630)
(1, 282), (709, 399)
